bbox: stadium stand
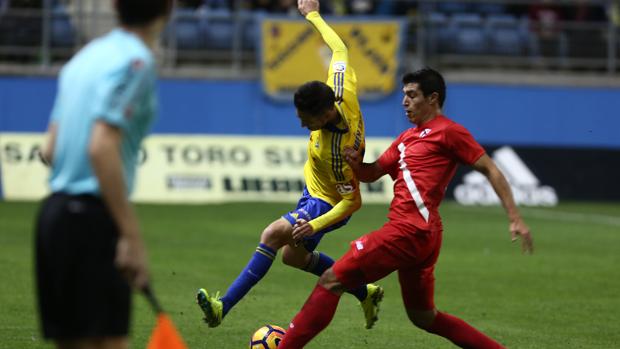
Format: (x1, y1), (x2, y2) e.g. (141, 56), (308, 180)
(485, 14), (526, 56)
(0, 0), (617, 75)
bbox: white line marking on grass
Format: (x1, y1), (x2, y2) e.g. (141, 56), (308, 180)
(452, 205), (620, 227)
(520, 208), (620, 227)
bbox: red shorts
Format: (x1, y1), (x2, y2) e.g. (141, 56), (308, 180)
(333, 221), (442, 310)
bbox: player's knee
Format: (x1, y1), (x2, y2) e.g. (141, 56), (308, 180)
(406, 308), (436, 330)
(281, 246), (306, 268)
(318, 268), (345, 293)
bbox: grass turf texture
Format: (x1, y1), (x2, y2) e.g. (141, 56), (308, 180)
(0, 201), (619, 348)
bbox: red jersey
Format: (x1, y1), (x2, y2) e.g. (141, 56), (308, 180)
(377, 115), (485, 232)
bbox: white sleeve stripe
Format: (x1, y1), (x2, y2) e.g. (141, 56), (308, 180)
(334, 72), (344, 100)
(334, 72), (339, 99)
(398, 142), (429, 222)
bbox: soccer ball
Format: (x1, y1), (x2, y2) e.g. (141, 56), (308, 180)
(249, 324), (286, 349)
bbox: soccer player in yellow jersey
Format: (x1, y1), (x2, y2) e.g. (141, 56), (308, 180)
(197, 0), (383, 330)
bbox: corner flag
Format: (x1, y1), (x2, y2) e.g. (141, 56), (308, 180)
(143, 285), (188, 349)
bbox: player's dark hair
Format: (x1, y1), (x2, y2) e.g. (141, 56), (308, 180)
(115, 0), (173, 26)
(294, 81), (336, 117)
(402, 68), (446, 107)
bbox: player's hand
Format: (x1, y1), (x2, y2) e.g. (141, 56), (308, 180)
(115, 234), (150, 289)
(292, 218), (315, 243)
(298, 0), (319, 16)
(343, 146), (362, 171)
(510, 217), (533, 254)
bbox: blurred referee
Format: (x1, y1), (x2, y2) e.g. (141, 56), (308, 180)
(35, 1), (172, 348)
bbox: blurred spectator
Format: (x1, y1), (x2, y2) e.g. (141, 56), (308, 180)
(528, 0), (566, 58)
(529, 0), (562, 39)
(345, 0), (375, 15)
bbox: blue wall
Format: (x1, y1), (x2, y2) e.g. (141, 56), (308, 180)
(1, 77), (618, 148)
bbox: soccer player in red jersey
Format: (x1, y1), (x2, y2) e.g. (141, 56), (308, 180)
(279, 68), (534, 349)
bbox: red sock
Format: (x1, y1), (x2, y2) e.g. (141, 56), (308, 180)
(279, 284), (341, 349)
(427, 312), (506, 349)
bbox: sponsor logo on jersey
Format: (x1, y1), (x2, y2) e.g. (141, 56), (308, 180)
(333, 61), (346, 73)
(454, 146), (558, 206)
(355, 240), (364, 250)
(336, 182), (355, 195)
(419, 128), (431, 138)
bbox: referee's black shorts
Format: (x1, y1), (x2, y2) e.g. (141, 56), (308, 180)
(35, 193), (131, 340)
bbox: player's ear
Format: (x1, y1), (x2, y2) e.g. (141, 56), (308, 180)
(428, 92), (439, 106)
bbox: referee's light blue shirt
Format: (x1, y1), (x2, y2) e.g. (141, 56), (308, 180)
(49, 28), (157, 196)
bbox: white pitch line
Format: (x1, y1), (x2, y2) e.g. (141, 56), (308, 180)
(452, 205), (620, 227)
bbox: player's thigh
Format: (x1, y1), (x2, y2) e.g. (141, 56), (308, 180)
(397, 230), (442, 311)
(398, 265), (437, 312)
(332, 225), (405, 289)
(260, 218), (293, 247)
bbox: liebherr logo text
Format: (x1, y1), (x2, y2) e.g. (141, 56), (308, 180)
(454, 146), (558, 206)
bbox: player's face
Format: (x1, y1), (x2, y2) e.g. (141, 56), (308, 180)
(402, 83), (437, 125)
(297, 110), (330, 131)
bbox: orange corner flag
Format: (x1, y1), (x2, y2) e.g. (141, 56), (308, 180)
(147, 313), (188, 349)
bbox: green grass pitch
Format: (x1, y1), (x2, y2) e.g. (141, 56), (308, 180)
(1, 200), (619, 348)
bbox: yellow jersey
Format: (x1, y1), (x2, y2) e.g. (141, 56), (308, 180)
(304, 12), (365, 232)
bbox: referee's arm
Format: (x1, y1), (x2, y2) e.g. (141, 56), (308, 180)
(89, 121), (150, 289)
(39, 122), (58, 166)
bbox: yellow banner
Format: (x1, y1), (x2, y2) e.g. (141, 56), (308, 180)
(0, 133), (394, 203)
(261, 18), (403, 100)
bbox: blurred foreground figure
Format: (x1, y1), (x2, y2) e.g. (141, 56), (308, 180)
(35, 1), (172, 348)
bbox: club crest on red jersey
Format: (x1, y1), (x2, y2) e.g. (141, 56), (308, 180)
(419, 128), (431, 138)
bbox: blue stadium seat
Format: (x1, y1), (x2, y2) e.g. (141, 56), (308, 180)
(426, 12), (456, 53)
(239, 10), (259, 50)
(203, 0), (229, 10)
(474, 2), (507, 15)
(173, 8), (207, 50)
(486, 14), (523, 55)
(51, 5), (76, 48)
(451, 13), (487, 55)
(201, 8), (234, 50)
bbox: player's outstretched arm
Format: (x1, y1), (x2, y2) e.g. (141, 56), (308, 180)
(299, 0), (347, 55)
(472, 154), (534, 254)
(344, 146), (386, 183)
